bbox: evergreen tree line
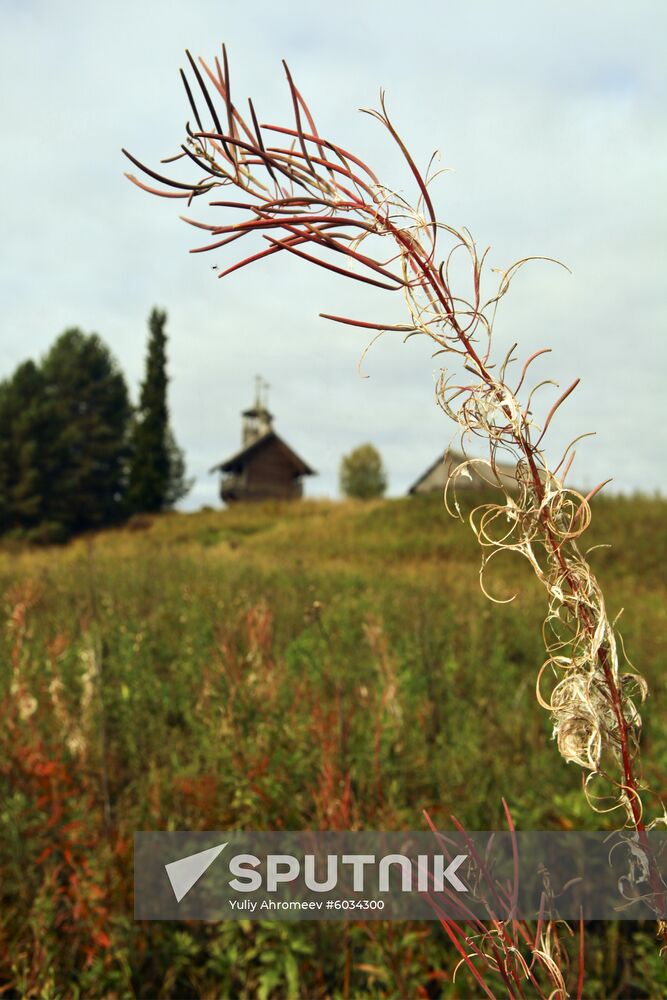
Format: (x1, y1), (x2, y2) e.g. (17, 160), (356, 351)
(0, 308), (191, 542)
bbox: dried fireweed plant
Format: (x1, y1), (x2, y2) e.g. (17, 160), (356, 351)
(123, 46), (666, 969)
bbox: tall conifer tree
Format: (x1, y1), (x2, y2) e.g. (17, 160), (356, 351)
(0, 330), (131, 540)
(0, 361), (50, 534)
(41, 329), (131, 535)
(129, 308), (190, 512)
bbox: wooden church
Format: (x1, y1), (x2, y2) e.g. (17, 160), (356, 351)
(210, 380), (315, 503)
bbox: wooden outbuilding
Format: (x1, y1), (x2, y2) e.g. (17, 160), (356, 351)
(408, 448), (519, 495)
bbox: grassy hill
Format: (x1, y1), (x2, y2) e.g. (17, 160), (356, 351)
(1, 492), (666, 997)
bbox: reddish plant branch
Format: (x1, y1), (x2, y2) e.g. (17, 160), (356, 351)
(123, 45), (665, 941)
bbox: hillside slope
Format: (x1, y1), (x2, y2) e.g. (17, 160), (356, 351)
(1, 492), (665, 996)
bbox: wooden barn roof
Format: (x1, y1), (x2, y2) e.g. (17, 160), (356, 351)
(408, 448), (518, 494)
(210, 430), (316, 476)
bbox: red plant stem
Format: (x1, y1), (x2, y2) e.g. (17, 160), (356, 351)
(125, 59), (665, 922)
(409, 238), (666, 920)
(412, 244), (646, 822)
(577, 911), (585, 1000)
(386, 225), (652, 843)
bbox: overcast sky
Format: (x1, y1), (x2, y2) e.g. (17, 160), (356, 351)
(1, 1), (665, 507)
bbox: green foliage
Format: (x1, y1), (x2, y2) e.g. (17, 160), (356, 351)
(0, 361), (50, 532)
(128, 308), (191, 513)
(0, 330), (130, 541)
(41, 329), (132, 535)
(339, 443), (387, 499)
(0, 493), (665, 996)
(0, 312), (191, 542)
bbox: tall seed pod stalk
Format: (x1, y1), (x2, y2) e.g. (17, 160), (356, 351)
(123, 45), (666, 950)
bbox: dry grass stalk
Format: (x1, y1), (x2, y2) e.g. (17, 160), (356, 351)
(123, 45), (666, 963)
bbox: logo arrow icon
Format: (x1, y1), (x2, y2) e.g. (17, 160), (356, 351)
(165, 842), (227, 902)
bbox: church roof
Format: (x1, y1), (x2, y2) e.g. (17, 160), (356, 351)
(210, 429), (316, 476)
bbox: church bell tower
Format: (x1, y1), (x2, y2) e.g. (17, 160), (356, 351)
(241, 376), (273, 445)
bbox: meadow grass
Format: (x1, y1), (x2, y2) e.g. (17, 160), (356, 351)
(1, 492), (665, 997)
